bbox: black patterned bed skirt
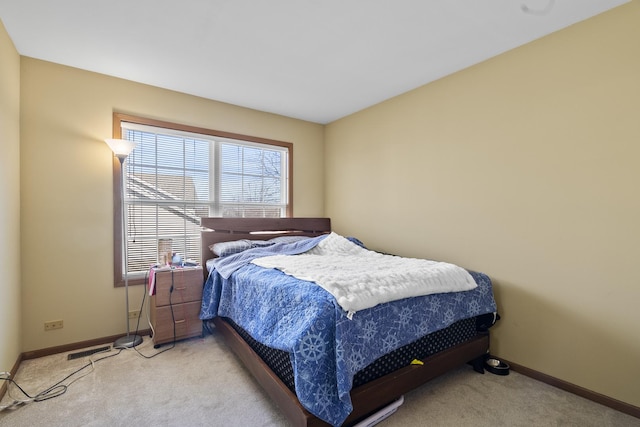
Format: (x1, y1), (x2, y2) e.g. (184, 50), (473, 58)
(224, 316), (478, 392)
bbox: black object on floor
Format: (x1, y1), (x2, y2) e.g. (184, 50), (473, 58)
(485, 357), (510, 375)
(67, 346), (111, 360)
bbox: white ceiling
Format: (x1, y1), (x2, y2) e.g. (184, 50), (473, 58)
(0, 0), (629, 124)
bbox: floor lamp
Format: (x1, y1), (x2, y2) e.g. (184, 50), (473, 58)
(105, 138), (143, 349)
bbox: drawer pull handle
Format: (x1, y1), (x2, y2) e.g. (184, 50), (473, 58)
(174, 319), (186, 324)
(175, 287), (187, 291)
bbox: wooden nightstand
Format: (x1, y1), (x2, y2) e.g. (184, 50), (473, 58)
(150, 266), (203, 347)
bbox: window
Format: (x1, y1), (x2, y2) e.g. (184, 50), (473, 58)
(111, 113), (292, 286)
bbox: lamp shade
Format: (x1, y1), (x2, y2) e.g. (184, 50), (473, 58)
(105, 138), (137, 160)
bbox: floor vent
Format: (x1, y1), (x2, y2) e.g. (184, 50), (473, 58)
(67, 346), (111, 360)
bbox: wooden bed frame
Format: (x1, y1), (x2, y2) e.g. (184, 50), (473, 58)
(200, 217), (490, 427)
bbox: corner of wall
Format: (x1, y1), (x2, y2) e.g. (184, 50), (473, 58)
(0, 18), (22, 377)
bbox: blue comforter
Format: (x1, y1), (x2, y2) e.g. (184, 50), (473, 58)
(200, 240), (497, 426)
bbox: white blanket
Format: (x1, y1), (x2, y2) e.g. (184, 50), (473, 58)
(252, 232), (477, 318)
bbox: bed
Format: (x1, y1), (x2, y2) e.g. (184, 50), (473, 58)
(199, 217), (498, 427)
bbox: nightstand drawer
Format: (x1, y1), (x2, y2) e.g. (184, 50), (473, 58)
(154, 267), (203, 306)
(150, 300), (202, 345)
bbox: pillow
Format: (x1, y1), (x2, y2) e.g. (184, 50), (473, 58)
(210, 239), (275, 257)
(210, 239), (253, 257)
(210, 235), (315, 257)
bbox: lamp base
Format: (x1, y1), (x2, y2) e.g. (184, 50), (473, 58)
(114, 334), (143, 349)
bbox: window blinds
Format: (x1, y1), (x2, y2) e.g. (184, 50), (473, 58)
(120, 122), (289, 276)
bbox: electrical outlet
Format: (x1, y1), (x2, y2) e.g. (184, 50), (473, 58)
(44, 320), (63, 331)
(128, 310), (141, 319)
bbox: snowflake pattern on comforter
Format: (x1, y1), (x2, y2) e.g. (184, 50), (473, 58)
(200, 261), (496, 426)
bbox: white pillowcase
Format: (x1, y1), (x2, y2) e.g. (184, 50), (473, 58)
(209, 235), (311, 257)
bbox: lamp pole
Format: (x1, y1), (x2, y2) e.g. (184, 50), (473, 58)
(106, 139), (143, 349)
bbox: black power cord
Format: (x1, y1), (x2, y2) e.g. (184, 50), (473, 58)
(130, 268), (176, 359)
(1, 267), (180, 412)
(0, 349), (121, 411)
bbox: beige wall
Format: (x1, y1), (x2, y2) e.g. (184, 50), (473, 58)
(19, 58), (324, 351)
(325, 1), (640, 408)
(0, 20), (21, 374)
(8, 0), (640, 412)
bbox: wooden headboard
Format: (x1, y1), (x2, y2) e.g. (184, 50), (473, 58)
(200, 217), (331, 276)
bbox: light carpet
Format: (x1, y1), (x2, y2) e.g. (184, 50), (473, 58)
(1, 328), (638, 427)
